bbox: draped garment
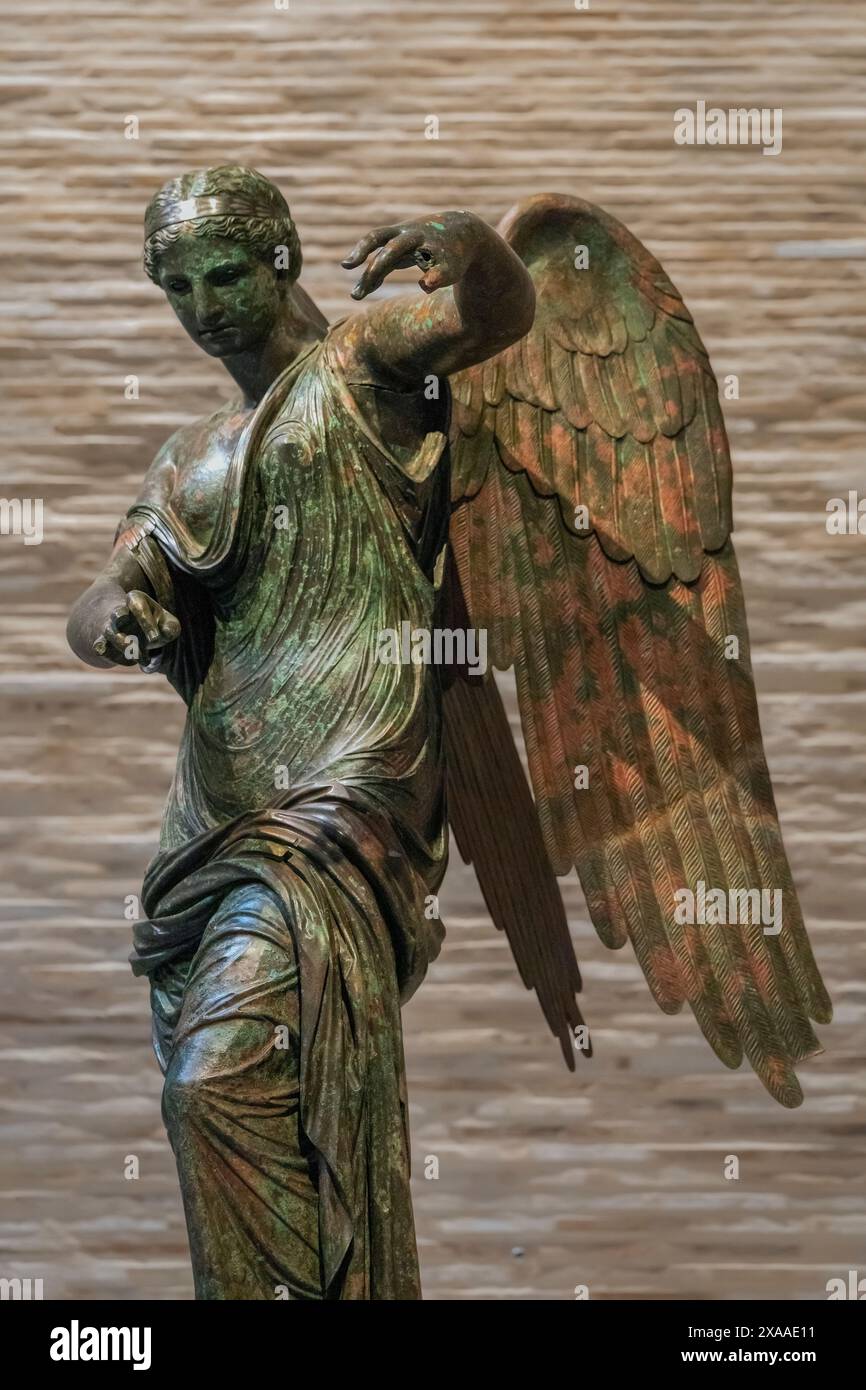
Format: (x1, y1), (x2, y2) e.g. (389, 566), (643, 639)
(120, 327), (450, 1298)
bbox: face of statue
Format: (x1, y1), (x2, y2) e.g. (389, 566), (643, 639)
(156, 234), (283, 358)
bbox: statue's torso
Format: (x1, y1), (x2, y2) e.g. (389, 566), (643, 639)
(143, 334), (450, 856)
(139, 359), (442, 555)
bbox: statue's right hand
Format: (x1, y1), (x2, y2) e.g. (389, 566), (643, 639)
(92, 590), (181, 666)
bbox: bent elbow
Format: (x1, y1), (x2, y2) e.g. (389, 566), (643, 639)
(496, 260), (536, 348)
(490, 278), (536, 355)
(512, 279), (536, 341)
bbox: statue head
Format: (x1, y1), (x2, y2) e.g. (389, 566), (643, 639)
(143, 165), (302, 358)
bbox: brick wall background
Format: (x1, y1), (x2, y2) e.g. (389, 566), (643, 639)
(0, 0), (864, 1299)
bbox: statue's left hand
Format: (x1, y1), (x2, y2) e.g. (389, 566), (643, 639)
(341, 211), (485, 300)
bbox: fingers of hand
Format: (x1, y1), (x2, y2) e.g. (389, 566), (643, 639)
(418, 264), (447, 294)
(157, 609), (182, 644)
(93, 605), (141, 664)
(92, 594), (180, 664)
(341, 225), (403, 270)
(126, 591), (161, 646)
(127, 590), (181, 650)
(349, 229), (425, 299)
(413, 239), (454, 292)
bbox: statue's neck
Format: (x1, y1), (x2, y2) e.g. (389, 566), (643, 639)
(223, 284), (329, 408)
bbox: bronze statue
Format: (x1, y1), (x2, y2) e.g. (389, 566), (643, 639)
(66, 165), (831, 1300)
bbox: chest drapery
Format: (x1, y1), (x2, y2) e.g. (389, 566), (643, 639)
(124, 329), (452, 860)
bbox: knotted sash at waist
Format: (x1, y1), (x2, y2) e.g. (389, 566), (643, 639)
(131, 780), (442, 999)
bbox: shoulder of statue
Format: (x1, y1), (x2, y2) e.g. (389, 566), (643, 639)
(138, 403), (240, 503)
(118, 401), (246, 570)
(319, 314), (365, 381)
(307, 320), (450, 483)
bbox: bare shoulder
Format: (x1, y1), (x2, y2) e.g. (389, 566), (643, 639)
(133, 400), (253, 542)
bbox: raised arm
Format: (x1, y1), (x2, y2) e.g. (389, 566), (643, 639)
(337, 209), (535, 386)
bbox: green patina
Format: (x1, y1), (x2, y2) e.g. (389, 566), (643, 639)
(65, 165), (831, 1302)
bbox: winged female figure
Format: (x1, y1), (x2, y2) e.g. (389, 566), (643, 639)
(66, 165), (830, 1301)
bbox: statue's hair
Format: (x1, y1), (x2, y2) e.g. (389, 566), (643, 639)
(143, 165), (302, 285)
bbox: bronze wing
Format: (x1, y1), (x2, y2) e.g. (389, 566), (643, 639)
(444, 193), (831, 1106)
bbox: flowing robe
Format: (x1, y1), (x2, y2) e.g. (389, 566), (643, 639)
(118, 326), (450, 1298)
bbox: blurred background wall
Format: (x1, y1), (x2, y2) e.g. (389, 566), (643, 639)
(0, 0), (863, 1299)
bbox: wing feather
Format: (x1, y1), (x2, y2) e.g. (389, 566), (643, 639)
(445, 193), (830, 1103)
